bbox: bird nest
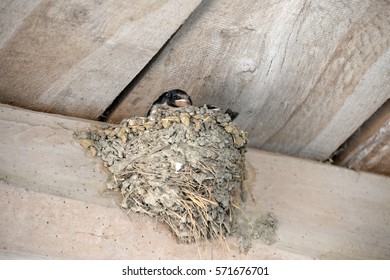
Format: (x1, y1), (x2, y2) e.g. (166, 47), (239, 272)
(75, 105), (248, 243)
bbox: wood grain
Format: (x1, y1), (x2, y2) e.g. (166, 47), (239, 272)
(0, 0), (42, 49)
(0, 0), (202, 119)
(109, 0), (390, 160)
(335, 100), (390, 176)
(1, 104), (390, 259)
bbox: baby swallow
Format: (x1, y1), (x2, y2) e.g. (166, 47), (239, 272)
(146, 89), (239, 121)
(146, 89), (192, 117)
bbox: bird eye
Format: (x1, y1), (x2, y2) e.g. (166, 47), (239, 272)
(174, 95), (180, 100)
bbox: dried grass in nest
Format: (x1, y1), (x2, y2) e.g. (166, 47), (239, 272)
(75, 105), (248, 243)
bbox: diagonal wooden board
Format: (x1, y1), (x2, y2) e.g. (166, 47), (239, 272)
(109, 0), (390, 161)
(0, 0), (202, 119)
(335, 100), (390, 176)
(0, 104), (389, 259)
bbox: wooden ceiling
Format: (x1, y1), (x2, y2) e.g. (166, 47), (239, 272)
(0, 0), (389, 172)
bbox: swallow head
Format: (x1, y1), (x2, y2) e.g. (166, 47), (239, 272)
(147, 89), (192, 117)
(163, 89), (192, 108)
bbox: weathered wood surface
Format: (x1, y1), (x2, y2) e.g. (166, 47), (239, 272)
(335, 100), (390, 176)
(109, 0), (390, 161)
(1, 104), (390, 259)
(0, 0), (202, 119)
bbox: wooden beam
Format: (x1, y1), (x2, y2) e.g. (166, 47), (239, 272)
(334, 100), (390, 176)
(1, 104), (389, 259)
(0, 0), (202, 119)
(109, 0), (390, 161)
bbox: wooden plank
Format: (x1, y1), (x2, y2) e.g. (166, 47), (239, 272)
(0, 104), (118, 208)
(109, 0), (390, 161)
(0, 0), (42, 49)
(0, 0), (202, 119)
(1, 104), (389, 259)
(334, 100), (390, 176)
(0, 184), (305, 260)
(245, 149), (390, 259)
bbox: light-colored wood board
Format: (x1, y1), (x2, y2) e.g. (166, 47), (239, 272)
(1, 104), (390, 259)
(109, 0), (390, 161)
(0, 104), (119, 208)
(0, 250), (51, 260)
(0, 0), (42, 49)
(0, 0), (202, 119)
(0, 184), (305, 260)
(335, 100), (390, 176)
(245, 150), (390, 259)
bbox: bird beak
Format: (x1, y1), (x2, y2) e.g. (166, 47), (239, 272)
(174, 97), (192, 107)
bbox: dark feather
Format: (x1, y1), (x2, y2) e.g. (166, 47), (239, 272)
(225, 108), (239, 120)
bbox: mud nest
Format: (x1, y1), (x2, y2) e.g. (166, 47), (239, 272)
(75, 105), (248, 243)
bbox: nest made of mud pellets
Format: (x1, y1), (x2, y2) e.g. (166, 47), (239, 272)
(75, 105), (248, 243)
